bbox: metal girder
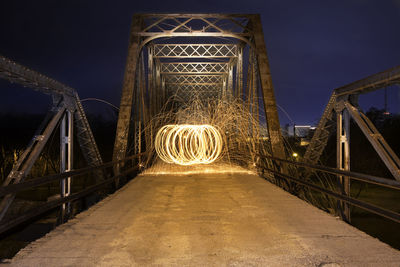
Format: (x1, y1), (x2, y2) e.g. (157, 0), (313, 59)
(160, 62), (229, 74)
(251, 14), (286, 160)
(0, 55), (75, 98)
(344, 102), (400, 181)
(335, 65), (400, 97)
(60, 110), (73, 219)
(336, 105), (351, 221)
(74, 99), (103, 168)
(164, 75), (224, 84)
(153, 44), (238, 58)
(304, 93), (337, 164)
(113, 15), (143, 164)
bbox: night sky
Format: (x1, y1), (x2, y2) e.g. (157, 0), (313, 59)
(1, 0), (399, 125)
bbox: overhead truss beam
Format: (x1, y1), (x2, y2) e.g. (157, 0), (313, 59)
(139, 14), (252, 37)
(0, 55), (75, 97)
(153, 44), (238, 58)
(160, 62), (229, 74)
(335, 65), (400, 97)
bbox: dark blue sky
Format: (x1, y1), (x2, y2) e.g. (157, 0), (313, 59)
(1, 0), (399, 125)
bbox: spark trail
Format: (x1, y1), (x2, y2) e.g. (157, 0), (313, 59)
(155, 124), (223, 165)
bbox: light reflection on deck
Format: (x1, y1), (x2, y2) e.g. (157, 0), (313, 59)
(141, 161), (255, 176)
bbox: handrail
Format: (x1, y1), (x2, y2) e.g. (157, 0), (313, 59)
(263, 167), (400, 223)
(0, 152), (147, 198)
(258, 154), (400, 190)
(257, 154), (400, 224)
(0, 166), (139, 235)
(0, 152), (146, 235)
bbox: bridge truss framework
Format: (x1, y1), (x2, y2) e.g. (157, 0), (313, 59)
(304, 65), (400, 221)
(0, 55), (103, 222)
(113, 14), (287, 171)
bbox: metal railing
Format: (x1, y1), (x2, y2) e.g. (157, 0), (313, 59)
(257, 155), (400, 224)
(0, 153), (146, 235)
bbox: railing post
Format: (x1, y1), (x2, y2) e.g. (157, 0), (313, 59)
(336, 103), (351, 222)
(60, 110), (73, 221)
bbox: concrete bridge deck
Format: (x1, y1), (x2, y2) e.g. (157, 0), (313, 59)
(9, 167), (400, 266)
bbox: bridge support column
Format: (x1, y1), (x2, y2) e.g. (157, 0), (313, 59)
(251, 14), (286, 160)
(113, 15), (142, 182)
(60, 110), (73, 221)
(236, 45), (243, 99)
(336, 105), (351, 222)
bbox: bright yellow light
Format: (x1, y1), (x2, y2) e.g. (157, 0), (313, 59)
(292, 152), (298, 157)
(155, 124), (223, 165)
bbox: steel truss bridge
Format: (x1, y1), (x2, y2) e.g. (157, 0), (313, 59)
(0, 13), (399, 265)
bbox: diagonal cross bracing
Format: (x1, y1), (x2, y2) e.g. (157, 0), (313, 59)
(160, 62), (229, 74)
(164, 75), (224, 84)
(139, 14), (252, 36)
(153, 44), (238, 58)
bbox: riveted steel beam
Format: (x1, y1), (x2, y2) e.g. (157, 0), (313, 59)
(335, 65), (400, 97)
(153, 44), (238, 58)
(251, 14), (286, 160)
(113, 15), (143, 167)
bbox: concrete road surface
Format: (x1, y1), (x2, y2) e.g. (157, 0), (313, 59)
(9, 170), (400, 266)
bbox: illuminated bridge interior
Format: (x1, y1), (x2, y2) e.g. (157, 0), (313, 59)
(0, 14), (399, 265)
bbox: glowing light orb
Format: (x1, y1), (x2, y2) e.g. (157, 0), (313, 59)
(155, 124), (223, 165)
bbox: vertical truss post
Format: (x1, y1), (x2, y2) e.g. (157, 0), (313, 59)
(161, 77), (166, 108)
(336, 103), (351, 222)
(134, 61), (141, 157)
(136, 56), (144, 165)
(251, 14), (286, 160)
(140, 54), (151, 155)
(148, 45), (154, 116)
(236, 45), (243, 99)
(228, 66), (234, 98)
(245, 56), (253, 140)
(250, 55), (258, 162)
(60, 110), (73, 220)
(154, 62), (158, 112)
(222, 80), (227, 98)
(252, 51), (260, 138)
(113, 15), (143, 175)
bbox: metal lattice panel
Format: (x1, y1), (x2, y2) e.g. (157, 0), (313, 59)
(166, 83), (222, 91)
(164, 75), (224, 84)
(153, 44), (237, 58)
(160, 62), (229, 74)
(139, 14), (252, 36)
